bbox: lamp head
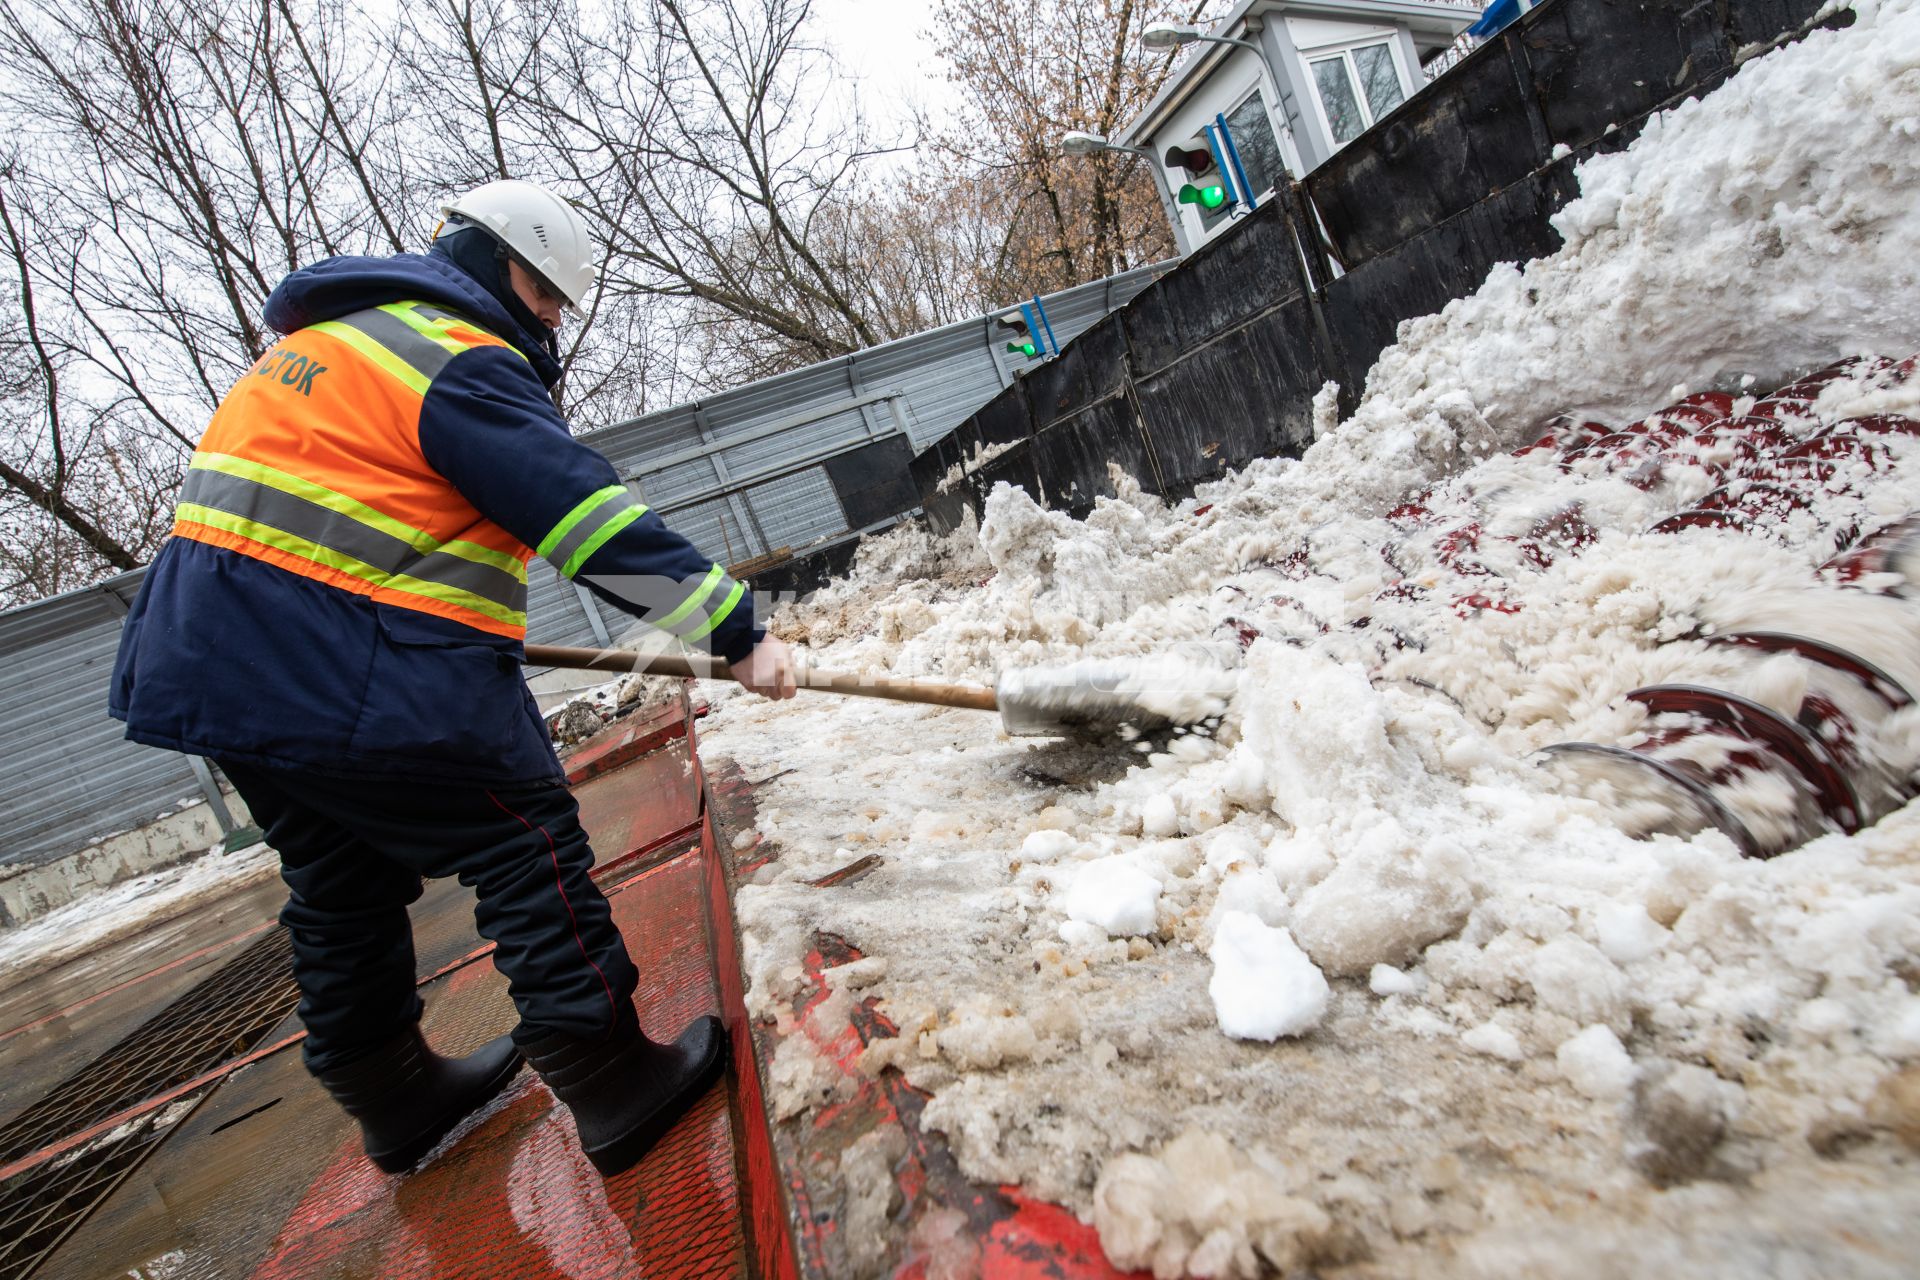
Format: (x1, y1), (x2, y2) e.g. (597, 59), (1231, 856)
(1141, 21), (1203, 51)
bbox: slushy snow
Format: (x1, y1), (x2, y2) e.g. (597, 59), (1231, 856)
(709, 5), (1920, 1273)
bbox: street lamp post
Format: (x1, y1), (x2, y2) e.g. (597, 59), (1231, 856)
(1140, 20), (1304, 177)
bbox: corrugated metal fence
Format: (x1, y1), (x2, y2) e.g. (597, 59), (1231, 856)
(0, 263), (1168, 875)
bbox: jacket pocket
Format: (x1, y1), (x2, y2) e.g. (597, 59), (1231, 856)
(347, 607), (530, 767)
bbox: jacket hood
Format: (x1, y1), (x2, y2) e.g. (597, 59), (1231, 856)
(264, 253), (564, 389)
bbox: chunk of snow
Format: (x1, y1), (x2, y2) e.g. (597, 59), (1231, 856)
(1880, 997), (1920, 1060)
(1140, 794), (1181, 838)
(1063, 857), (1161, 937)
(1594, 902), (1669, 964)
(1020, 829), (1077, 861)
(1556, 1025), (1636, 1099)
(1207, 912), (1329, 1041)
(1462, 1021), (1525, 1061)
(1368, 964), (1423, 997)
(1525, 936), (1630, 1031)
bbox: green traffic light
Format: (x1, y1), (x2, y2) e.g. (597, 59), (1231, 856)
(1006, 340), (1038, 357)
(1178, 182), (1227, 210)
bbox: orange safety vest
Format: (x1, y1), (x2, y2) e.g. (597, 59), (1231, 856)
(174, 301), (534, 639)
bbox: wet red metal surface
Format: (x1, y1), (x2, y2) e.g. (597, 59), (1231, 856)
(246, 850), (748, 1280)
(25, 696), (774, 1280)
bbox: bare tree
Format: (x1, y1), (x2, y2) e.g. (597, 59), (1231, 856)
(0, 0), (424, 604)
(0, 0), (1196, 607)
(0, 173), (180, 599)
(925, 0), (1202, 299)
(481, 0), (919, 386)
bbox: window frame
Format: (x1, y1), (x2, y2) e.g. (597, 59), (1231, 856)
(1303, 36), (1411, 152)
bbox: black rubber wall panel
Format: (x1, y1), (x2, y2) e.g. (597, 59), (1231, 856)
(1021, 316), (1132, 430)
(1135, 300), (1323, 495)
(1031, 398), (1161, 518)
(1519, 0), (1734, 150)
(1321, 159), (1581, 397)
(1121, 202), (1307, 376)
(1308, 41), (1545, 269)
(906, 0), (1838, 538)
(826, 436), (920, 531)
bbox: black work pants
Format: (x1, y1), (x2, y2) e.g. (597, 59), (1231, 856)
(220, 762), (639, 1073)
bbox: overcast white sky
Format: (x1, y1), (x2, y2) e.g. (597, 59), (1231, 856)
(807, 0), (965, 139)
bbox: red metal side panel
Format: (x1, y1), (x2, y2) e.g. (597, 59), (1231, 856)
(702, 767), (801, 1280)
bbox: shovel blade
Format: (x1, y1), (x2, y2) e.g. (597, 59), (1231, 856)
(994, 660), (1234, 741)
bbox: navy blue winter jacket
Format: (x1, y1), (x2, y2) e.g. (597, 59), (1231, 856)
(109, 252), (763, 785)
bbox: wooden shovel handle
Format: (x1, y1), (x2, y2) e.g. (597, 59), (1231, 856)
(523, 643), (999, 713)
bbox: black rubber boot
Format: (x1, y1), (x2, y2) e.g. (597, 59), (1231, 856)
(314, 1028), (524, 1174)
(525, 1007), (726, 1176)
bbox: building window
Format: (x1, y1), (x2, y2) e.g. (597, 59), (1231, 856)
(1190, 89), (1285, 234)
(1309, 41), (1408, 149)
(1222, 91), (1285, 200)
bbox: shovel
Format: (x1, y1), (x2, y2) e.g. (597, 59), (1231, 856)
(523, 643), (1225, 740)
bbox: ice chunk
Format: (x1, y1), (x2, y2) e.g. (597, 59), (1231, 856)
(1525, 935), (1630, 1031)
(1593, 902), (1668, 964)
(1462, 1020), (1524, 1061)
(1092, 1130), (1330, 1277)
(1201, 826), (1261, 877)
(1880, 997), (1920, 1060)
(1020, 829), (1078, 861)
(1289, 834), (1473, 977)
(934, 1005), (1039, 1070)
(1207, 912), (1329, 1041)
(1556, 1025), (1636, 1100)
(1063, 857), (1161, 937)
(1368, 964), (1423, 997)
(1141, 793), (1181, 838)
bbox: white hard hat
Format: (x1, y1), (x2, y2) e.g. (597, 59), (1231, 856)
(437, 179), (597, 310)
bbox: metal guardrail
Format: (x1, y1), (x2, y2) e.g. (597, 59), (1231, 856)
(1423, 32), (1479, 79)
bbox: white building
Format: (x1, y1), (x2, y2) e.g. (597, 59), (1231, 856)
(1118, 0), (1481, 252)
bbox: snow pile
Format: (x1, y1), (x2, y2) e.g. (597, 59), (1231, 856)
(708, 8), (1920, 1271)
(706, 4), (1920, 1269)
(0, 840), (278, 981)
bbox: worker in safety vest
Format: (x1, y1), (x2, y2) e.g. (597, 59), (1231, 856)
(109, 179), (796, 1177)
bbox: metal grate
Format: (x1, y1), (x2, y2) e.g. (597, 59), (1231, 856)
(0, 926), (299, 1168)
(0, 1097), (197, 1280)
(0, 926), (300, 1278)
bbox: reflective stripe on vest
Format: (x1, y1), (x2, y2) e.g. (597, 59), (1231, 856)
(309, 301), (527, 395)
(180, 452), (529, 628)
(535, 487), (747, 640)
